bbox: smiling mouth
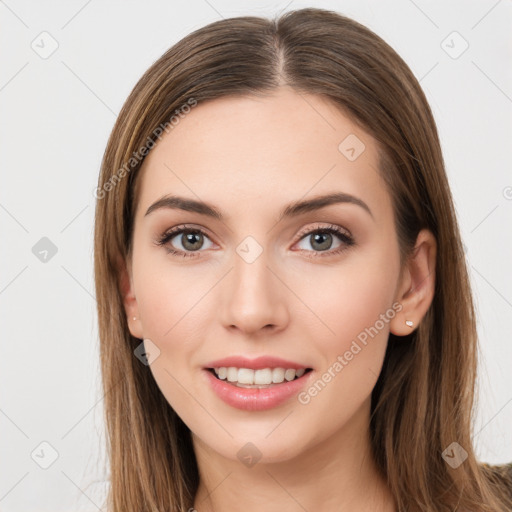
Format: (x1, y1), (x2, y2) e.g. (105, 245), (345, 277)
(206, 367), (313, 388)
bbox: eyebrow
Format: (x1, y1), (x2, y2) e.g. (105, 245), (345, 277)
(144, 192), (373, 221)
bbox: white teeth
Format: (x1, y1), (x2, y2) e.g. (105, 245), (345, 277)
(237, 368), (254, 384)
(284, 369), (296, 381)
(212, 366), (308, 385)
(226, 367), (238, 382)
(272, 367), (285, 383)
(254, 368), (273, 385)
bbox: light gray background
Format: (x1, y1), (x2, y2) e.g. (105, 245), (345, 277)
(1, 1), (511, 510)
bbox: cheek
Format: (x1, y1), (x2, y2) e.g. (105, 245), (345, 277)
(296, 252), (398, 348)
(132, 243), (203, 338)
(131, 243), (223, 379)
(290, 274), (395, 442)
(290, 247), (400, 417)
(131, 252), (212, 428)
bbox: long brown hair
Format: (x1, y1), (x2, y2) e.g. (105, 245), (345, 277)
(93, 7), (512, 511)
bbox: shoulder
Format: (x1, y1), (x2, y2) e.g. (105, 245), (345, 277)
(480, 462), (512, 497)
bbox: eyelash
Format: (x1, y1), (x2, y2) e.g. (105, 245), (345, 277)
(155, 223), (355, 260)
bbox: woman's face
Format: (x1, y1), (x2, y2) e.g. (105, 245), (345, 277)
(123, 86), (410, 463)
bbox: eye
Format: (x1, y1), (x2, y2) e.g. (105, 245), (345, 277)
(155, 223), (355, 260)
(155, 225), (214, 258)
(293, 224), (355, 258)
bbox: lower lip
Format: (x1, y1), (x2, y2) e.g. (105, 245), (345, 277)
(202, 369), (314, 411)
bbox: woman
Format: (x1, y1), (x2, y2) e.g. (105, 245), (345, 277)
(93, 7), (512, 511)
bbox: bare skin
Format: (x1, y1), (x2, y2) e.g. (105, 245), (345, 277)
(120, 86), (436, 511)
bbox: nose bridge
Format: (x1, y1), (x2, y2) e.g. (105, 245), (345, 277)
(219, 237), (288, 334)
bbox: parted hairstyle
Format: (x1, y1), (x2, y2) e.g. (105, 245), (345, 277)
(93, 7), (512, 511)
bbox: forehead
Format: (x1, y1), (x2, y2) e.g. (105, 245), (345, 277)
(134, 87), (389, 222)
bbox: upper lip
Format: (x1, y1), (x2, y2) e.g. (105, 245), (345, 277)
(204, 355), (312, 370)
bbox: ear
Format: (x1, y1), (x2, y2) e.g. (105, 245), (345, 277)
(117, 253), (143, 339)
(390, 228), (436, 336)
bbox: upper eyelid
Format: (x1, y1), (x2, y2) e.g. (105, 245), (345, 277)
(295, 223), (352, 239)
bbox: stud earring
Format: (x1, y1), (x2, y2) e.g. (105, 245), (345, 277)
(132, 316), (137, 321)
(405, 320), (414, 327)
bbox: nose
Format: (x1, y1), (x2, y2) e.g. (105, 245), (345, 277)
(219, 250), (289, 336)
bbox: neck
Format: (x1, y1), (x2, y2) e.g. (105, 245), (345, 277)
(192, 399), (396, 512)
